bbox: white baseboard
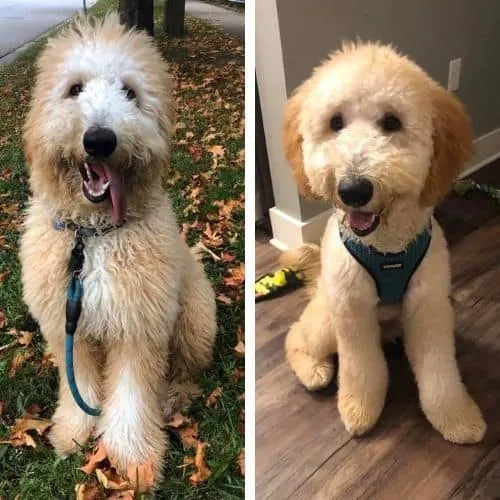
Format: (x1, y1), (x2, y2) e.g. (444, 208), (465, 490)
(269, 128), (500, 250)
(461, 127), (500, 177)
(269, 206), (332, 250)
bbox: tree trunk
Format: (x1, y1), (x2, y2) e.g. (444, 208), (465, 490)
(119, 0), (138, 28)
(119, 0), (154, 37)
(164, 0), (186, 37)
(137, 0), (154, 37)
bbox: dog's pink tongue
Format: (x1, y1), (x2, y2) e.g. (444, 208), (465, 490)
(103, 165), (126, 224)
(349, 211), (376, 232)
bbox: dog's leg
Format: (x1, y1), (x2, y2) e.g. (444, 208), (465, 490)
(285, 293), (337, 391)
(49, 338), (102, 455)
(336, 306), (388, 436)
(402, 295), (486, 443)
(99, 340), (168, 485)
(162, 261), (216, 419)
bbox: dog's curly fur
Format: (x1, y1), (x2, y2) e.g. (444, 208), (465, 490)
(19, 14), (216, 485)
(282, 42), (486, 443)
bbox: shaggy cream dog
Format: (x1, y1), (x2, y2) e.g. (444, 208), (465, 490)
(20, 14), (216, 485)
(282, 42), (486, 444)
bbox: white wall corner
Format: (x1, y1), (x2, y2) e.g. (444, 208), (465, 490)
(269, 207), (333, 250)
(461, 127), (500, 177)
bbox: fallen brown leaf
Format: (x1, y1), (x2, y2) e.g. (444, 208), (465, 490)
(0, 414), (51, 448)
(237, 449), (245, 476)
(96, 467), (130, 491)
(0, 270), (10, 283)
(207, 144), (225, 158)
(126, 459), (156, 493)
(205, 387), (223, 408)
(9, 351), (33, 377)
(165, 412), (190, 429)
(179, 421), (199, 449)
(216, 294), (233, 305)
(75, 483), (100, 500)
(223, 263), (245, 288)
(187, 442), (212, 486)
(231, 368), (244, 382)
(0, 401), (4, 417)
(17, 330), (33, 347)
(0, 309), (7, 329)
(233, 340), (245, 359)
(80, 442), (109, 475)
(220, 252), (236, 263)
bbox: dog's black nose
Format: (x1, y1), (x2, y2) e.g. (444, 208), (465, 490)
(338, 177), (373, 207)
(83, 127), (117, 158)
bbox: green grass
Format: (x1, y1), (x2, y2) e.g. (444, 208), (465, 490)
(0, 1), (244, 498)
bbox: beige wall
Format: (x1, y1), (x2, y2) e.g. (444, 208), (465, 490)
(257, 0), (500, 245)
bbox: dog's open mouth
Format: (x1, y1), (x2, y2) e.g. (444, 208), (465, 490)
(78, 162), (126, 224)
(347, 211), (380, 237)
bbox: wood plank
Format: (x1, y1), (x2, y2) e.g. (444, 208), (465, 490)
(449, 446), (500, 499)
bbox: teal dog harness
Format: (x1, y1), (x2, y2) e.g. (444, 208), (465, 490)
(340, 222), (432, 304)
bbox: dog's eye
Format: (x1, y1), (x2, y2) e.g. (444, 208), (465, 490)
(330, 113), (344, 132)
(380, 113), (402, 132)
(68, 83), (83, 97)
(123, 86), (136, 100)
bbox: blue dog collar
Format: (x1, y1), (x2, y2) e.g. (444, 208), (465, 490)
(340, 222), (432, 304)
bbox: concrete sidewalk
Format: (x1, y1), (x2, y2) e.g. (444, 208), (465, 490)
(186, 0), (244, 41)
(0, 0), (94, 64)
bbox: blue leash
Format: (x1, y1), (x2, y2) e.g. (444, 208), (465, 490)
(64, 229), (101, 417)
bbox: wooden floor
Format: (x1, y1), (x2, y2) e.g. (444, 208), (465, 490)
(255, 162), (500, 500)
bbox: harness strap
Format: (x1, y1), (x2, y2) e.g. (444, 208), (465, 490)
(340, 222), (432, 304)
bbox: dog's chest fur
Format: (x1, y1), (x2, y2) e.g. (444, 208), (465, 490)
(20, 208), (183, 344)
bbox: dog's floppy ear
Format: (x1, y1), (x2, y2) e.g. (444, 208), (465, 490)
(420, 86), (474, 207)
(283, 84), (319, 200)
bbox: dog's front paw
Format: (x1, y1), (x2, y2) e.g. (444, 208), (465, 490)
(50, 410), (93, 456)
(292, 355), (334, 391)
(338, 392), (382, 436)
(103, 432), (165, 490)
(424, 394), (486, 444)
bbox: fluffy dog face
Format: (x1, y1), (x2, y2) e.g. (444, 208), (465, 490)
(24, 14), (174, 223)
(284, 43), (473, 237)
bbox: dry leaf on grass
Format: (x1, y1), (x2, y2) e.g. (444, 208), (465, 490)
(166, 413), (200, 449)
(0, 270), (10, 283)
(165, 412), (190, 429)
(231, 368), (244, 382)
(96, 468), (130, 491)
(207, 144), (225, 158)
(9, 351), (33, 377)
(0, 401), (4, 417)
(0, 309), (7, 329)
(205, 387), (223, 408)
(38, 351), (56, 375)
(178, 421), (200, 449)
(185, 442), (212, 486)
(0, 413), (52, 448)
(191, 241), (221, 262)
(126, 459), (156, 493)
(223, 263), (245, 288)
(237, 449), (245, 476)
(80, 442), (109, 475)
(6, 328), (33, 347)
(216, 293), (233, 305)
(233, 341), (245, 359)
(75, 483), (100, 500)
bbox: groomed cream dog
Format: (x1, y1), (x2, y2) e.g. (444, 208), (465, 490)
(283, 42), (486, 444)
(20, 14), (215, 485)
